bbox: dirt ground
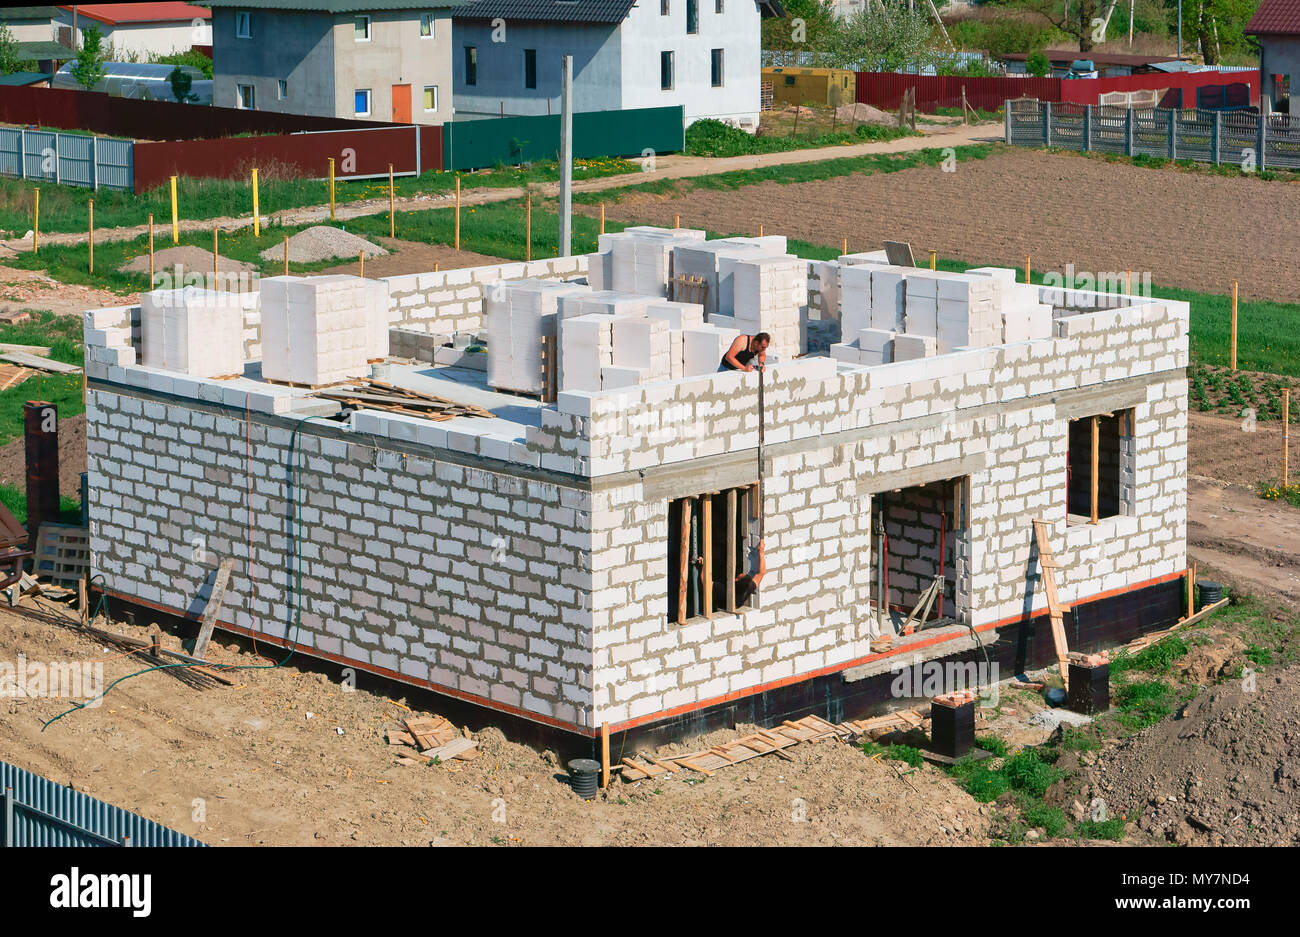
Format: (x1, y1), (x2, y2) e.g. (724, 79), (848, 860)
(0, 413), (85, 500)
(587, 147), (1300, 302)
(0, 265), (137, 318)
(319, 238), (508, 278)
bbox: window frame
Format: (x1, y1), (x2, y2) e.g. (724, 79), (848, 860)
(277, 78), (287, 99)
(464, 45), (477, 86)
(423, 84), (438, 112)
(236, 82), (255, 110)
(710, 47), (724, 87)
(524, 48), (537, 90)
(660, 50), (674, 91)
(686, 0), (699, 34)
(354, 14), (371, 42)
(419, 12), (436, 38)
(354, 87), (372, 117)
(235, 10), (252, 39)
(1066, 408), (1135, 525)
(667, 485), (756, 624)
(660, 0), (670, 14)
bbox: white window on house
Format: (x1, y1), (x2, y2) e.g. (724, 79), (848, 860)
(236, 83), (255, 109)
(715, 0), (724, 11)
(354, 15), (371, 41)
(423, 85), (438, 111)
(277, 79), (287, 99)
(354, 88), (371, 116)
(235, 10), (252, 39)
(420, 12), (436, 37)
(711, 48), (724, 87)
(686, 0), (698, 33)
(660, 50), (674, 90)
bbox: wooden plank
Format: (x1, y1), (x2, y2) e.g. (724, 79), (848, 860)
(701, 495), (713, 619)
(421, 737), (477, 761)
(622, 757), (664, 778)
(600, 721), (610, 790)
(0, 351), (79, 374)
(674, 757), (715, 777)
(191, 557), (235, 660)
(644, 754), (682, 774)
(1090, 415), (1100, 525)
(678, 497), (690, 624)
(1032, 519), (1071, 688)
(725, 488), (737, 613)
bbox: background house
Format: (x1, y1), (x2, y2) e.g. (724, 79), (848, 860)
(54, 3), (212, 58)
(451, 0), (781, 128)
(208, 0), (458, 123)
(0, 5), (60, 43)
(1246, 0), (1299, 113)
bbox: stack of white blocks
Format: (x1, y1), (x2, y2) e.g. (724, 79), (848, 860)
(611, 315), (671, 384)
(485, 278), (588, 395)
(260, 275), (373, 386)
(724, 254), (806, 361)
(588, 226), (706, 294)
(559, 314), (615, 391)
(647, 300), (704, 379)
(139, 286), (244, 378)
(682, 325), (741, 377)
(671, 236), (787, 317)
(965, 266), (1054, 343)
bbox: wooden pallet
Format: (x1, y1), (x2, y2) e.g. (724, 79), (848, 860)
(618, 715), (847, 781)
(263, 377), (357, 390)
(0, 364), (31, 391)
(31, 522), (89, 590)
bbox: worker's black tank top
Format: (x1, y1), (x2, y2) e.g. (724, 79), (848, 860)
(721, 338), (755, 370)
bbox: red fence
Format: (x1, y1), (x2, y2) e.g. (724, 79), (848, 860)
(0, 85), (393, 141)
(854, 69), (1257, 113)
(133, 124), (443, 191)
(854, 73), (1060, 112)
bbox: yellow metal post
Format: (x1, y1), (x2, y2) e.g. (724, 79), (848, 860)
(33, 187), (39, 254)
(328, 157), (336, 220)
(1230, 280), (1239, 371)
(929, 249), (936, 270)
(170, 175), (179, 243)
(148, 213), (154, 284)
(388, 163), (395, 238)
(454, 175), (460, 250)
(251, 167), (260, 237)
(88, 199), (93, 273)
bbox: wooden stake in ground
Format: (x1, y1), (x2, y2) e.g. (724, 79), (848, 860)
(328, 157), (336, 221)
(434, 261), (440, 272)
(600, 721), (610, 789)
(212, 227), (219, 288)
(388, 163), (395, 238)
(842, 237), (848, 255)
(170, 175), (179, 244)
(87, 199), (93, 273)
(1126, 269), (1132, 295)
(929, 249), (936, 270)
(251, 167), (260, 238)
(193, 558), (235, 660)
(1024, 254), (1031, 283)
(283, 234), (289, 276)
(674, 213), (680, 229)
(759, 223), (764, 236)
(525, 191), (532, 262)
(1090, 414), (1100, 524)
(1230, 280), (1239, 370)
(359, 250), (364, 278)
(599, 201), (605, 234)
(1284, 386), (1291, 489)
(454, 175), (461, 251)
(147, 213), (154, 284)
(33, 187), (39, 255)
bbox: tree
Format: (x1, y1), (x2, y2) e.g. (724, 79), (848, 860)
(0, 24), (22, 75)
(1023, 0), (1105, 53)
(70, 24), (107, 91)
(1179, 0), (1257, 65)
(168, 65), (194, 103)
(828, 4), (941, 72)
(1026, 50), (1051, 77)
(762, 0), (838, 65)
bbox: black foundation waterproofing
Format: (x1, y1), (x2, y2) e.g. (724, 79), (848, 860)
(1067, 661), (1111, 715)
(930, 698), (975, 758)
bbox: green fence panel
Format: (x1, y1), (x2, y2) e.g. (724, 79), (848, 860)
(444, 105), (684, 171)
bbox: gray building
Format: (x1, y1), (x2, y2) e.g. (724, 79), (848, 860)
(1246, 0), (1300, 113)
(207, 0), (459, 123)
(451, 0), (782, 128)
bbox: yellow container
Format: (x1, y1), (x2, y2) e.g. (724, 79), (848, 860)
(762, 67), (856, 109)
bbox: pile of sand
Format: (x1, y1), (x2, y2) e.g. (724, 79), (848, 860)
(260, 226), (388, 264)
(120, 245), (258, 276)
(836, 102), (894, 125)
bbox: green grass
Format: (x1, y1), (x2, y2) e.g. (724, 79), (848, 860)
(1113, 679), (1181, 732)
(1074, 817), (1126, 841)
(0, 482), (81, 526)
(860, 740), (924, 767)
(1, 157), (639, 236)
(0, 310), (87, 453)
(948, 747), (1060, 803)
(1257, 479), (1300, 509)
(1109, 635), (1189, 676)
(686, 116), (915, 158)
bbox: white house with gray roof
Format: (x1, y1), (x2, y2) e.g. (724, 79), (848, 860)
(451, 0), (781, 128)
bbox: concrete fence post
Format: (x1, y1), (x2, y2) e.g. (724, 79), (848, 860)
(1257, 113), (1267, 171)
(1083, 104), (1092, 151)
(1212, 111), (1221, 165)
(2, 787), (13, 847)
(1125, 108), (1134, 156)
(1003, 103), (1010, 144)
(1168, 109), (1177, 159)
(1044, 101), (1052, 147)
(53, 132), (60, 185)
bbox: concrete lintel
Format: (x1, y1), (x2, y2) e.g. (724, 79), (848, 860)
(855, 453), (986, 497)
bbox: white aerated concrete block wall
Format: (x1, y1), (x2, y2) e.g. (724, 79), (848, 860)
(485, 278), (589, 395)
(682, 325), (741, 377)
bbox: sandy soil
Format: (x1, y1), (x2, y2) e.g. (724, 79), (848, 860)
(0, 413), (85, 500)
(587, 147), (1300, 302)
(0, 264), (136, 318)
(319, 239), (508, 278)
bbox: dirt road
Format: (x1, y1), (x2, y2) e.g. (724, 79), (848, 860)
(0, 124), (994, 253)
(591, 146), (1300, 302)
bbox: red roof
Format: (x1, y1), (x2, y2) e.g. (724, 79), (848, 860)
(1245, 0), (1300, 36)
(59, 3), (211, 25)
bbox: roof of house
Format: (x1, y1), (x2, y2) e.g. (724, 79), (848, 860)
(0, 7), (61, 20)
(1245, 0), (1300, 36)
(15, 40), (74, 58)
(206, 0), (464, 11)
(1002, 49), (1180, 67)
(57, 3), (212, 24)
(0, 71), (50, 86)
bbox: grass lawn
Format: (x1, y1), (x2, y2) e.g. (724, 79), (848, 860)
(0, 157), (639, 237)
(686, 112), (917, 158)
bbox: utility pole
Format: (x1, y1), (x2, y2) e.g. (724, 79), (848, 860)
(1177, 0), (1183, 60)
(558, 53), (573, 257)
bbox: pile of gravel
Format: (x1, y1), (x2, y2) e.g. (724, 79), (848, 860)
(120, 245), (258, 275)
(260, 226), (388, 264)
(835, 102), (894, 125)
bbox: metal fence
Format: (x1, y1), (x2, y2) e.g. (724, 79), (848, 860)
(1, 758), (205, 847)
(0, 128), (134, 191)
(1005, 100), (1300, 171)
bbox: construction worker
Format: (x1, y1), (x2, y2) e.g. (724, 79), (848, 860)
(714, 539), (766, 610)
(719, 331), (770, 372)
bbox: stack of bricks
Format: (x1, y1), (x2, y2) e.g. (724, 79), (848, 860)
(722, 254), (807, 361)
(671, 236), (787, 317)
(610, 316), (672, 386)
(591, 226), (706, 295)
(485, 278), (588, 395)
(139, 287), (245, 379)
(260, 275), (375, 386)
(558, 314), (614, 392)
(965, 266), (1053, 344)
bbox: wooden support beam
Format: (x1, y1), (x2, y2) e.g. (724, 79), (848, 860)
(726, 489), (737, 613)
(1090, 415), (1100, 525)
(702, 495), (713, 619)
(192, 557), (235, 660)
(678, 498), (691, 624)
